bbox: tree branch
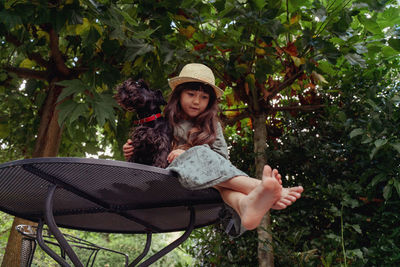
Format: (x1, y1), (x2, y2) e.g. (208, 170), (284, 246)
(221, 110), (251, 126)
(5, 34), (50, 68)
(221, 104), (325, 126)
(270, 104), (325, 112)
(5, 66), (48, 80)
(48, 28), (70, 77)
(267, 68), (304, 100)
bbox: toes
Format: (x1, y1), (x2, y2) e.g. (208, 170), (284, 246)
(279, 199), (292, 206)
(272, 169), (282, 184)
(293, 186), (304, 193)
(273, 201), (287, 210)
(285, 195), (297, 202)
(263, 165), (272, 177)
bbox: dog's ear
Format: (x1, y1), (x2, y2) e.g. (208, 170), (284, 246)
(137, 79), (149, 90)
(114, 78), (134, 111)
(155, 90), (167, 106)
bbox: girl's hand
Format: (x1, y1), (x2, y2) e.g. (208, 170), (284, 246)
(167, 149), (186, 163)
(123, 139), (134, 161)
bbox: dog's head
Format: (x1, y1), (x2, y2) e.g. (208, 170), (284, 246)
(115, 79), (166, 115)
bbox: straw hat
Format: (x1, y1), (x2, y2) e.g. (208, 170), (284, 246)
(168, 63), (224, 98)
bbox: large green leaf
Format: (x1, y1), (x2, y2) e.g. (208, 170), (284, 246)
(0, 10), (23, 29)
(357, 14), (381, 35)
(57, 99), (79, 126)
(350, 128), (364, 138)
(388, 38), (400, 52)
(56, 79), (90, 103)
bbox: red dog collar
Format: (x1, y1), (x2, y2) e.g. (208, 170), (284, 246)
(133, 113), (162, 125)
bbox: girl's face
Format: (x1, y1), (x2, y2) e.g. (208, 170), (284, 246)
(179, 89), (210, 119)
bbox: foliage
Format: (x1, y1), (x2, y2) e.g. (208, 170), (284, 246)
(0, 219), (193, 266)
(180, 0), (400, 265)
(0, 0), (179, 161)
(0, 0), (190, 265)
(185, 60), (400, 267)
(263, 46), (399, 266)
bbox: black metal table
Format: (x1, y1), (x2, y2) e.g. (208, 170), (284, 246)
(0, 157), (224, 266)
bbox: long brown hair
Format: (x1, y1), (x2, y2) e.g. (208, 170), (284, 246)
(164, 82), (219, 149)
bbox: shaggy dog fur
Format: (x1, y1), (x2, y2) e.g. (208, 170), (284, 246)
(115, 79), (172, 168)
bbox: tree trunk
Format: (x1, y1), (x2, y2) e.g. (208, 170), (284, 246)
(253, 113), (274, 267)
(1, 83), (63, 267)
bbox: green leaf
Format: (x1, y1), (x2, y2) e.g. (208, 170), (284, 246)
(342, 195), (359, 208)
(388, 38), (400, 52)
(69, 103), (88, 123)
(0, 123), (9, 139)
(383, 183), (392, 200)
(119, 10), (138, 26)
(0, 72), (7, 81)
(370, 146), (379, 159)
(382, 46), (399, 58)
(349, 128), (364, 138)
(374, 139), (387, 148)
(365, 99), (379, 110)
(326, 233), (340, 242)
(255, 58), (274, 81)
(378, 7), (400, 28)
(371, 173), (386, 187)
(84, 26), (101, 44)
(361, 136), (372, 144)
(0, 10), (23, 29)
(351, 224), (362, 234)
(318, 60), (336, 76)
(344, 53), (366, 68)
(125, 42), (153, 61)
(348, 248), (363, 259)
(57, 100), (78, 126)
(394, 179), (400, 198)
(251, 0), (266, 10)
(392, 95), (400, 103)
(91, 94), (117, 126)
(56, 79), (89, 102)
(391, 143), (400, 154)
(132, 27), (160, 40)
(358, 14), (381, 35)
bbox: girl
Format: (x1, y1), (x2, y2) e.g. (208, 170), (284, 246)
(123, 63), (303, 233)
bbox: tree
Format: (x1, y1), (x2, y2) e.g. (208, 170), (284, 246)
(166, 0), (399, 265)
(0, 0), (175, 264)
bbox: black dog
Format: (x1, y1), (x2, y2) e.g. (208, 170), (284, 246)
(115, 79), (172, 168)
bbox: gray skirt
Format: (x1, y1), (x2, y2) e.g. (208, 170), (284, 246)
(167, 145), (248, 190)
(167, 145), (248, 237)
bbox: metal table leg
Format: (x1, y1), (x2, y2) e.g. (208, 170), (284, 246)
(129, 232), (152, 266)
(134, 206), (196, 267)
(44, 184), (84, 267)
(36, 219), (70, 267)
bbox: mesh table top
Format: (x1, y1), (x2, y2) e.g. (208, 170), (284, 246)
(0, 157), (223, 233)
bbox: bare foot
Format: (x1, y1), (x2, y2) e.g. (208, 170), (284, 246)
(272, 168), (282, 185)
(271, 186), (303, 210)
(239, 166), (282, 230)
(269, 167), (303, 210)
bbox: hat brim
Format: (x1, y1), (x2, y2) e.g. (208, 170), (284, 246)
(168, 76), (224, 98)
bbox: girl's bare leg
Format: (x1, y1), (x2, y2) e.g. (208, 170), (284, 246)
(215, 166), (282, 230)
(216, 167), (303, 211)
(217, 167), (283, 195)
